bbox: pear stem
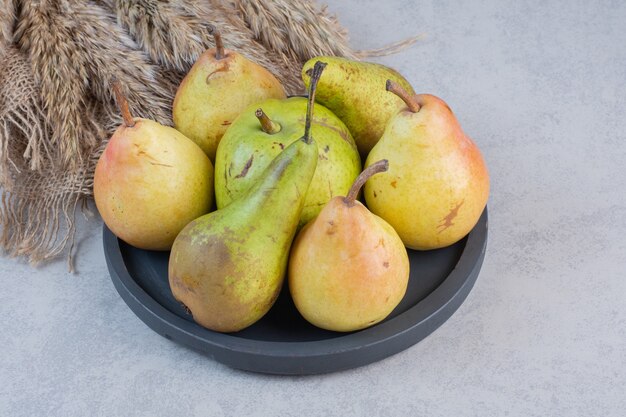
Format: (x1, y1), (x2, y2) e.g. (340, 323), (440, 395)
(386, 80), (420, 112)
(255, 108), (282, 134)
(112, 80), (135, 127)
(344, 160), (389, 206)
(302, 61), (327, 145)
(214, 30), (225, 60)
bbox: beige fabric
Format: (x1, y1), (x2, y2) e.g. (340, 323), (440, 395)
(0, 0), (358, 270)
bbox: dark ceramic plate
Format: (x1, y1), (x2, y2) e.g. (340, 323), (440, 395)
(104, 208), (488, 375)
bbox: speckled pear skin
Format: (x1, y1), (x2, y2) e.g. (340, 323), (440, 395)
(173, 47), (286, 161)
(302, 56), (415, 157)
(289, 196), (410, 332)
(215, 97), (361, 227)
(364, 94), (490, 250)
(94, 118), (214, 251)
(168, 138), (318, 333)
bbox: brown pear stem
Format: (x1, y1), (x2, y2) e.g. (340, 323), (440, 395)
(344, 160), (389, 206)
(112, 80), (135, 127)
(214, 30), (225, 60)
(386, 80), (420, 112)
(302, 61), (327, 144)
(255, 108), (281, 134)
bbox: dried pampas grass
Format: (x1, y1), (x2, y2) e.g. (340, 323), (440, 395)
(0, 0), (414, 270)
(15, 0), (176, 171)
(236, 0), (356, 60)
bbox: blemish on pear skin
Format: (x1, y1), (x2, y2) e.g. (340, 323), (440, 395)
(326, 219), (336, 235)
(324, 145), (330, 153)
(383, 261), (389, 268)
(221, 120), (231, 126)
(235, 155), (254, 178)
(180, 302), (192, 315)
(390, 180), (397, 188)
(224, 166), (228, 190)
(133, 144), (173, 167)
(148, 161), (173, 168)
(205, 61), (229, 83)
(373, 191), (378, 198)
(273, 142), (285, 150)
(438, 200), (464, 233)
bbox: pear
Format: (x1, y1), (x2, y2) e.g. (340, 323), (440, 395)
(215, 96), (361, 227)
(173, 30), (286, 161)
(302, 56), (415, 157)
(94, 82), (214, 251)
(364, 81), (490, 250)
(289, 160), (410, 332)
(168, 62), (326, 333)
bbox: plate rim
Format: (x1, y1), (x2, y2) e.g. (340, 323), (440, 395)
(104, 208), (488, 373)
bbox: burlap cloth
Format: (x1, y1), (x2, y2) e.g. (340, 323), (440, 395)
(0, 0), (413, 271)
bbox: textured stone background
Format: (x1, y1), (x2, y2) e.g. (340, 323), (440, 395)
(2, 0), (625, 415)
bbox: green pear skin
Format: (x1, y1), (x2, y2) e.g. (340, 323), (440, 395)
(215, 97), (361, 227)
(94, 118), (213, 251)
(302, 56), (415, 156)
(168, 138), (318, 332)
(173, 46), (286, 161)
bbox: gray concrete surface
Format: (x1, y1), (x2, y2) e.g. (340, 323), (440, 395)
(2, 0), (625, 415)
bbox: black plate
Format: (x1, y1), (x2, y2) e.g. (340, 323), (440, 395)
(104, 208), (488, 375)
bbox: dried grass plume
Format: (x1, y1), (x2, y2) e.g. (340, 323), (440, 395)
(0, 0), (415, 271)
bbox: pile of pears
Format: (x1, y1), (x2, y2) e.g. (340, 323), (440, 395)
(94, 30), (489, 334)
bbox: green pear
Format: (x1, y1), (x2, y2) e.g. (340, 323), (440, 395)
(302, 56), (415, 157)
(364, 81), (490, 250)
(214, 96), (361, 227)
(168, 62), (326, 333)
(173, 31), (286, 161)
(289, 160), (410, 332)
(94, 82), (213, 251)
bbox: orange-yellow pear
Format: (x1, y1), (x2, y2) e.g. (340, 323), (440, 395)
(289, 160), (410, 332)
(365, 81), (490, 250)
(173, 31), (286, 161)
(94, 82), (213, 250)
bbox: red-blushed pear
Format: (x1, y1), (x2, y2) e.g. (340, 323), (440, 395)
(94, 81), (214, 251)
(173, 30), (286, 161)
(364, 81), (490, 250)
(289, 160), (410, 332)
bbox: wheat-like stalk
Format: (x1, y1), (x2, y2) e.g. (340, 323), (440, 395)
(1, 0), (398, 269)
(0, 0), (17, 45)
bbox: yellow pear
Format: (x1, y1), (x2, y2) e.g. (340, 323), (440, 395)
(302, 56), (415, 157)
(173, 31), (286, 161)
(94, 82), (213, 250)
(365, 81), (490, 250)
(289, 160), (410, 332)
